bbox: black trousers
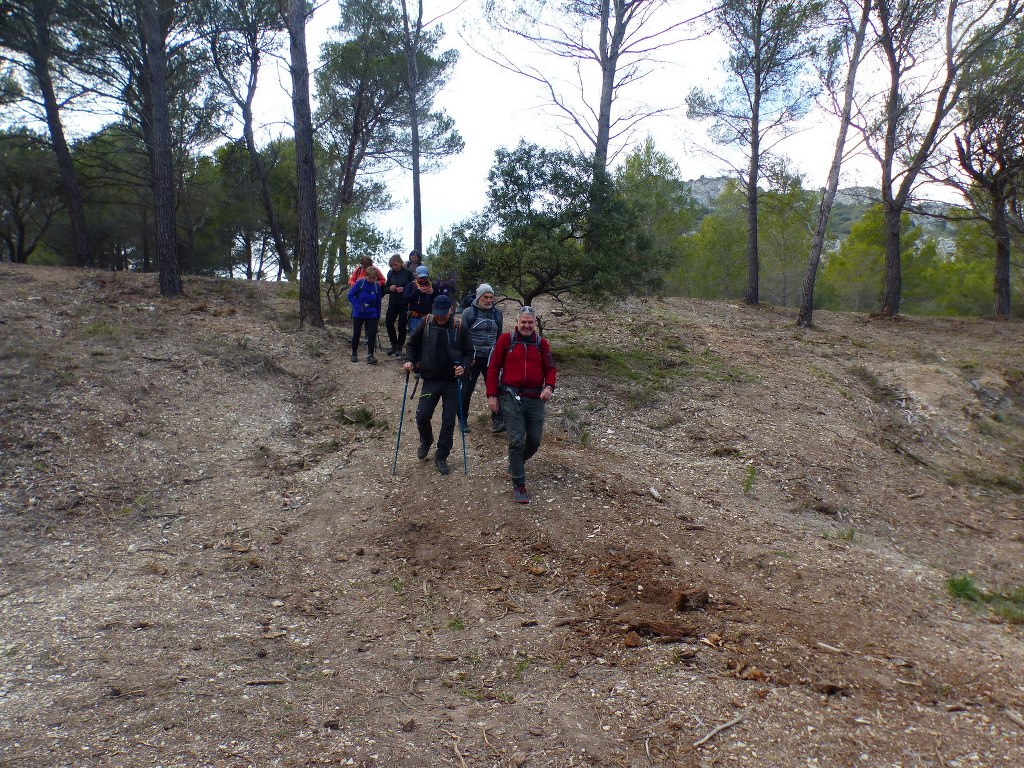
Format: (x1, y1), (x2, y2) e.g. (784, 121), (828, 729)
(351, 317), (378, 355)
(385, 300), (408, 350)
(462, 357), (502, 427)
(416, 378), (459, 460)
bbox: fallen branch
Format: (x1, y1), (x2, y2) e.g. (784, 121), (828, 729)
(1004, 708), (1024, 729)
(245, 678), (287, 686)
(880, 437), (931, 467)
(443, 731), (469, 768)
(693, 714), (744, 747)
(816, 642), (847, 655)
(895, 678), (923, 688)
(950, 519), (993, 535)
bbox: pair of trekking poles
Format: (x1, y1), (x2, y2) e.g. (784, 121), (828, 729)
(391, 368), (469, 476)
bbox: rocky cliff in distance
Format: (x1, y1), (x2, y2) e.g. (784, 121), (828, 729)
(684, 176), (957, 250)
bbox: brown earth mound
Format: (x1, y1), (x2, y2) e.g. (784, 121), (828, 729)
(2, 263), (1023, 767)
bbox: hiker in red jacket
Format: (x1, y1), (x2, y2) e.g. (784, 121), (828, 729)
(348, 255), (386, 287)
(486, 306), (557, 504)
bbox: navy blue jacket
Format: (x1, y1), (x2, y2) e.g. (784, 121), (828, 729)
(404, 280), (451, 317)
(348, 278), (382, 320)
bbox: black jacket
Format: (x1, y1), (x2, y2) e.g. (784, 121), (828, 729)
(406, 315), (474, 380)
(384, 266), (414, 304)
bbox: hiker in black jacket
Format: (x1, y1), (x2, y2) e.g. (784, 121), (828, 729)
(403, 295), (474, 475)
(383, 254), (414, 356)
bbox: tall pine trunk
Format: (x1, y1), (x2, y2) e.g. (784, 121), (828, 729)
(402, 0), (424, 255)
(140, 0), (182, 296)
(744, 106), (760, 306)
(242, 102), (292, 275)
(880, 198), (902, 317)
(30, 3), (92, 268)
(991, 195), (1012, 317)
(286, 0), (323, 328)
(798, 0), (870, 327)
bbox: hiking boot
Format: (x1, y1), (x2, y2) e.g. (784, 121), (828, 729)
(367, 355), (378, 365)
(512, 484), (530, 504)
(350, 353), (358, 363)
(491, 419), (506, 434)
(461, 423), (472, 434)
(386, 347), (397, 357)
(435, 456), (450, 475)
(417, 443), (430, 460)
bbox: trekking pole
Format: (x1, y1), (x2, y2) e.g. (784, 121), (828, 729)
(391, 370), (411, 476)
(456, 373), (469, 475)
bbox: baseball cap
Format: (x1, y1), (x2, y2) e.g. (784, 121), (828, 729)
(415, 265), (429, 278)
(432, 295), (453, 314)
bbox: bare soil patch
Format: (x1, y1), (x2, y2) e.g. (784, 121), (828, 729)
(2, 263), (1023, 767)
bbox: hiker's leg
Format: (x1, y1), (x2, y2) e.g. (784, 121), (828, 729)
(366, 320), (378, 356)
(415, 379), (442, 449)
(351, 318), (363, 356)
(385, 301), (400, 348)
(396, 307), (408, 350)
(502, 393), (527, 484)
(436, 380), (459, 460)
(461, 359), (483, 417)
(523, 397), (545, 462)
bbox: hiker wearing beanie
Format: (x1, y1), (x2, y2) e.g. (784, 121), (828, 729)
(459, 283), (504, 434)
(486, 306), (557, 503)
(403, 294), (474, 475)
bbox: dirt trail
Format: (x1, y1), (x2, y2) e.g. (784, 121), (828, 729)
(2, 263), (1023, 767)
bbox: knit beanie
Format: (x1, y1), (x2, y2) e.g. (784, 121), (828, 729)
(476, 283), (494, 301)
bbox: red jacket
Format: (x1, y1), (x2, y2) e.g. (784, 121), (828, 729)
(486, 330), (557, 397)
(348, 265), (386, 287)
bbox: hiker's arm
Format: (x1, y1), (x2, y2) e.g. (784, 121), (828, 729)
(485, 335), (508, 397)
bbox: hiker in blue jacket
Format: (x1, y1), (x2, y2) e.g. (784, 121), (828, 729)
(347, 265), (383, 365)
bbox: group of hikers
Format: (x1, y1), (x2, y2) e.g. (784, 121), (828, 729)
(347, 251), (557, 504)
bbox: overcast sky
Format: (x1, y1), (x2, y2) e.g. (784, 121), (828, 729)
(283, 0), (885, 255)
(23, 1), (886, 256)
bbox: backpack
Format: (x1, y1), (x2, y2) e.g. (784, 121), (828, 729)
(458, 292), (474, 312)
(422, 314), (467, 363)
(489, 328), (541, 371)
(352, 278), (380, 310)
(507, 328), (541, 354)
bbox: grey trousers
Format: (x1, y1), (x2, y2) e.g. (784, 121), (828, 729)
(500, 392), (545, 485)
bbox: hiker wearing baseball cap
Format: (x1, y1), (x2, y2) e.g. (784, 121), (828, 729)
(404, 294), (474, 475)
(403, 264), (445, 337)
